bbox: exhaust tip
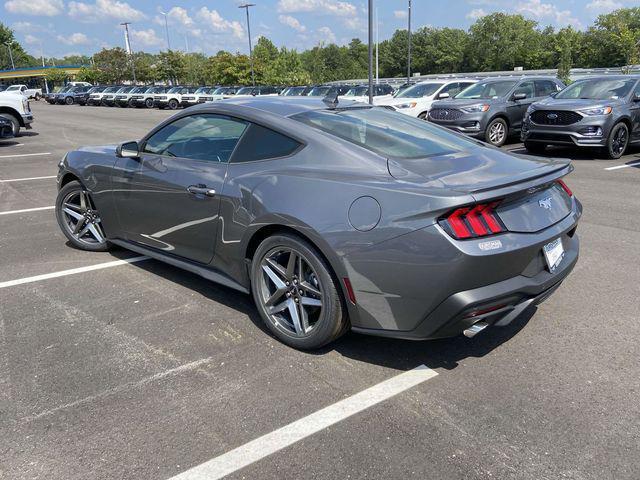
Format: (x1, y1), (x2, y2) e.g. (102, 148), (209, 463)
(463, 321), (489, 338)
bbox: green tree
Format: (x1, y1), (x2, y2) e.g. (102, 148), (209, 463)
(45, 68), (69, 88)
(206, 51), (251, 85)
(0, 22), (35, 69)
(75, 66), (103, 84)
(582, 8), (640, 67)
(93, 47), (130, 83)
(156, 50), (187, 84)
(264, 48), (311, 85)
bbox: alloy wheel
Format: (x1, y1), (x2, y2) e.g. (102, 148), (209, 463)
(258, 247), (324, 337)
(612, 126), (628, 156)
(488, 121), (506, 145)
(60, 190), (106, 246)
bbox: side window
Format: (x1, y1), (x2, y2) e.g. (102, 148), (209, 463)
(439, 83), (460, 97)
(143, 114), (248, 163)
(633, 81), (640, 98)
(535, 80), (558, 97)
(514, 80), (535, 99)
(231, 123), (301, 162)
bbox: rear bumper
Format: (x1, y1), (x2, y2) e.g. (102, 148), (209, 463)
(521, 114), (615, 147)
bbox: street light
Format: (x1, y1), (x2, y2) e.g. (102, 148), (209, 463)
(4, 41), (15, 70)
(160, 11), (171, 50)
(368, 0), (373, 104)
(238, 3), (256, 87)
(407, 0), (412, 83)
(120, 22), (137, 83)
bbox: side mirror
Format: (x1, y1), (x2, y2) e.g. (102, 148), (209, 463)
(512, 92), (527, 101)
(438, 92), (450, 99)
(549, 92), (558, 98)
(116, 141), (140, 159)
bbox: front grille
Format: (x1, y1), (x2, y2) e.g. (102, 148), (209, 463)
(530, 110), (582, 126)
(429, 108), (464, 121)
(528, 132), (574, 143)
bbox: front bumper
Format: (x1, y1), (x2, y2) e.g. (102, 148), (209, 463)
(521, 113), (615, 147)
(87, 97), (102, 105)
(429, 112), (488, 137)
(153, 100), (169, 108)
(21, 113), (34, 127)
(347, 199), (581, 340)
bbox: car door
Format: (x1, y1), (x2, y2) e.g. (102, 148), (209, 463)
(110, 113), (249, 264)
(629, 80), (640, 142)
(507, 80), (535, 130)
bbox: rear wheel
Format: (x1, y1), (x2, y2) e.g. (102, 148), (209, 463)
(34, 93), (41, 101)
(65, 96), (74, 105)
(251, 234), (347, 350)
(0, 114), (20, 137)
(168, 98), (179, 110)
(485, 117), (508, 147)
(524, 141), (546, 154)
(145, 98), (154, 108)
(605, 122), (629, 159)
(55, 180), (109, 252)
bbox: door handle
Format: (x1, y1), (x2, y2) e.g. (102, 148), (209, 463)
(187, 185), (216, 197)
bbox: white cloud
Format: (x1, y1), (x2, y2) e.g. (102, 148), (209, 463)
(466, 8), (487, 19)
(318, 26), (336, 43)
(12, 21), (36, 32)
(278, 0), (356, 17)
(586, 0), (622, 12)
(198, 7), (244, 39)
(393, 10), (408, 20)
(278, 15), (306, 32)
(24, 34), (40, 44)
(68, 0), (146, 22)
(155, 6), (194, 28)
(57, 32), (91, 45)
(130, 28), (164, 47)
(5, 0), (63, 16)
(516, 0), (581, 28)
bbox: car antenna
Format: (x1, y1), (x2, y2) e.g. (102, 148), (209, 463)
(322, 91), (339, 108)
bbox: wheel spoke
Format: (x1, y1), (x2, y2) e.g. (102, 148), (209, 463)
(262, 264), (286, 289)
(265, 257), (287, 282)
(301, 297), (322, 307)
(73, 218), (86, 234)
(269, 299), (289, 315)
(287, 299), (303, 334)
(88, 224), (104, 243)
(63, 207), (84, 221)
(63, 202), (84, 213)
(80, 191), (87, 210)
(265, 287), (287, 307)
(77, 223), (91, 238)
(301, 281), (321, 297)
(286, 251), (297, 279)
(298, 302), (310, 333)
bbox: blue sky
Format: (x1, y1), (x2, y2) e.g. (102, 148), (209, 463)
(3, 0), (636, 58)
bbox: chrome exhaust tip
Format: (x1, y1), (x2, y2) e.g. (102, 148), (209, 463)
(463, 321), (489, 338)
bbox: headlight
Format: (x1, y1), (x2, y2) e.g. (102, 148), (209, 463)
(395, 102), (417, 109)
(526, 104), (536, 115)
(578, 106), (612, 116)
(460, 104), (490, 113)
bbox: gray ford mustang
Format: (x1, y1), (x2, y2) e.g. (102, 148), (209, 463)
(55, 96), (582, 349)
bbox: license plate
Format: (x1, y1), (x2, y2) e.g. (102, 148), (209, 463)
(543, 238), (564, 272)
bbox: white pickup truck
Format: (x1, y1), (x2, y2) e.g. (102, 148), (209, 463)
(0, 91), (34, 136)
(4, 84), (43, 100)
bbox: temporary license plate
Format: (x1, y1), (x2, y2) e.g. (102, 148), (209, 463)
(543, 238), (565, 272)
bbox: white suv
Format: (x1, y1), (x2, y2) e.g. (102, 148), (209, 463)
(377, 79), (478, 119)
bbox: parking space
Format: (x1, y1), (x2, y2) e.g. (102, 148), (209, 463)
(1, 102), (639, 480)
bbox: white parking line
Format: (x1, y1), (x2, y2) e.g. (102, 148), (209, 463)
(604, 160), (640, 171)
(0, 256), (150, 289)
(0, 152), (51, 159)
(167, 365), (438, 480)
(0, 175), (56, 182)
(0, 205), (54, 216)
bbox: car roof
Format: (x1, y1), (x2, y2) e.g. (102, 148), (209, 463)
(193, 96), (359, 117)
(477, 76), (559, 82)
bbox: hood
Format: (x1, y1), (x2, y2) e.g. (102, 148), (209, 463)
(533, 96), (625, 109)
(376, 96), (430, 106)
(78, 145), (117, 154)
(388, 146), (569, 194)
(433, 98), (504, 110)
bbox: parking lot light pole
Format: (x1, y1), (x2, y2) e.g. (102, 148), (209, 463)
(368, 0), (373, 104)
(407, 0), (412, 83)
(4, 42), (15, 70)
(120, 22), (137, 84)
(238, 3), (256, 87)
(160, 11), (171, 50)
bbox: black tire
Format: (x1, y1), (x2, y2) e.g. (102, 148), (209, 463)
(145, 98), (154, 108)
(418, 112), (428, 120)
(55, 180), (110, 252)
(65, 96), (74, 105)
(34, 93), (40, 101)
(0, 114), (20, 137)
(524, 141), (547, 154)
(484, 117), (508, 147)
(168, 98), (179, 110)
(605, 122), (629, 159)
(250, 234), (348, 350)
(128, 99), (135, 108)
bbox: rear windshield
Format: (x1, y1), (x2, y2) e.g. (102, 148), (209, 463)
(396, 83), (443, 98)
(345, 86), (368, 96)
(292, 107), (478, 159)
(236, 87), (255, 95)
(555, 78), (637, 100)
(456, 80), (517, 99)
(307, 86), (331, 97)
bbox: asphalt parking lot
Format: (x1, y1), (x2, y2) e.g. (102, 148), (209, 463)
(1, 102), (639, 480)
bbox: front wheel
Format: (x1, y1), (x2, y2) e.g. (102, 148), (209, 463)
(605, 122), (629, 159)
(145, 98), (154, 108)
(485, 118), (508, 147)
(55, 181), (109, 252)
(0, 114), (20, 137)
(65, 96), (74, 105)
(251, 234), (348, 350)
(168, 99), (179, 110)
(34, 93), (41, 101)
(418, 112), (428, 120)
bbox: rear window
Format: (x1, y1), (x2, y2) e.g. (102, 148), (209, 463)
(232, 124), (301, 162)
(292, 107), (478, 159)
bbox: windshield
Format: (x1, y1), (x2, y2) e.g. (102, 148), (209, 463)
(129, 87), (144, 93)
(293, 107), (479, 159)
(236, 87), (255, 95)
(167, 87), (182, 93)
(555, 78), (637, 100)
(284, 86), (306, 96)
(212, 87), (227, 94)
(308, 86), (332, 97)
(396, 83), (444, 99)
(345, 86), (368, 96)
(455, 80), (517, 99)
(6, 85), (20, 91)
(103, 87), (119, 93)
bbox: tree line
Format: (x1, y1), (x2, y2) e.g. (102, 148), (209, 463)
(1, 7), (639, 86)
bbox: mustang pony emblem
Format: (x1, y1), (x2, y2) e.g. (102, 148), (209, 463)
(539, 197), (553, 209)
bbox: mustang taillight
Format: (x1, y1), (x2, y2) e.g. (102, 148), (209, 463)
(441, 201), (505, 240)
(557, 179), (573, 197)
